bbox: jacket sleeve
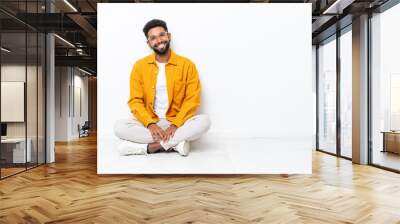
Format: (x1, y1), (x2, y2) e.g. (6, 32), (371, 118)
(171, 63), (201, 127)
(128, 62), (157, 127)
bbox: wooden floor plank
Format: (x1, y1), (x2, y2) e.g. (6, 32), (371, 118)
(1, 134), (400, 223)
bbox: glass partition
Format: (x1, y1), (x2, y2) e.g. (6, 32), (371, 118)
(317, 36), (337, 155)
(339, 28), (352, 158)
(0, 1), (46, 179)
(370, 3), (400, 171)
(1, 31), (28, 177)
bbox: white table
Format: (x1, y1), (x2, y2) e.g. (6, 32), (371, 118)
(1, 138), (31, 163)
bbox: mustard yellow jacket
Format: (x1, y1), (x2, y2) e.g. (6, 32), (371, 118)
(128, 50), (201, 128)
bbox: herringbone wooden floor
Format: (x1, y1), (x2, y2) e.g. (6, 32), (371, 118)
(1, 135), (400, 224)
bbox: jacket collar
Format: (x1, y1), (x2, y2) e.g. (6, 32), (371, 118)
(147, 50), (178, 66)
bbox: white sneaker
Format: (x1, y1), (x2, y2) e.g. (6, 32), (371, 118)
(174, 141), (190, 156)
(117, 140), (147, 156)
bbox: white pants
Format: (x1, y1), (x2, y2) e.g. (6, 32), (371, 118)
(114, 114), (211, 150)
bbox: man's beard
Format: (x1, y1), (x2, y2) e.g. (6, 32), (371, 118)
(152, 41), (170, 55)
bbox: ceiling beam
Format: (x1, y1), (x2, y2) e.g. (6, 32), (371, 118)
(322, 0), (356, 14)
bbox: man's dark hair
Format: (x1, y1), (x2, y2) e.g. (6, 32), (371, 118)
(143, 19), (168, 38)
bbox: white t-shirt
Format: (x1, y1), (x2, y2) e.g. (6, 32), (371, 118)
(154, 62), (168, 118)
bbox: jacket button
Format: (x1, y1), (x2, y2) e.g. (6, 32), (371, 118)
(152, 86), (155, 89)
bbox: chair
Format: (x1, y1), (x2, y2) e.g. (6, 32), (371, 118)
(79, 121), (90, 138)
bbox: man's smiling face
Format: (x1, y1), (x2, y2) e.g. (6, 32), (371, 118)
(147, 26), (171, 55)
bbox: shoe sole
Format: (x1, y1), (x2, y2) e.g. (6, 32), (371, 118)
(119, 147), (146, 156)
(117, 142), (147, 156)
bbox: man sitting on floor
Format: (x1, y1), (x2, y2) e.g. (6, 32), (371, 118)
(114, 19), (211, 156)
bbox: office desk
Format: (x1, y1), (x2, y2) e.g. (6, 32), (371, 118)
(1, 138), (31, 163)
(381, 131), (400, 154)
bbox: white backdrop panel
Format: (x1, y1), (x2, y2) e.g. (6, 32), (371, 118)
(97, 3), (313, 174)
